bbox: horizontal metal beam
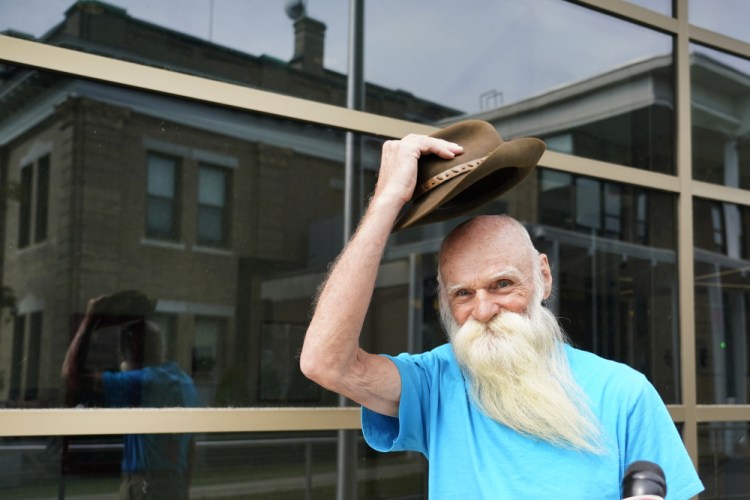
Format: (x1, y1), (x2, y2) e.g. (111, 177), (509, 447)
(0, 407), (362, 436)
(0, 35), (435, 139)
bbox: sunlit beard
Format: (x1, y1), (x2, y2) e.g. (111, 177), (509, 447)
(446, 304), (604, 453)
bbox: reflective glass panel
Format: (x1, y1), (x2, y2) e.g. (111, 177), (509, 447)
(366, 0), (675, 172)
(384, 168), (681, 403)
(0, 63), (427, 409)
(0, 0), (362, 110)
(690, 0), (750, 44)
(698, 422), (750, 499)
(694, 199), (750, 405)
(623, 0), (672, 16)
(691, 44), (750, 189)
(2, 1), (676, 168)
(0, 432), (427, 499)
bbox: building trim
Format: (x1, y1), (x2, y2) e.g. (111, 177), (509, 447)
(0, 407), (362, 437)
(0, 35), (436, 139)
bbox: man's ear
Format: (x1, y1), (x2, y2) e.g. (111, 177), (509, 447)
(539, 253), (553, 300)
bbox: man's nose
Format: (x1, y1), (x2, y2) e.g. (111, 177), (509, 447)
(472, 290), (501, 323)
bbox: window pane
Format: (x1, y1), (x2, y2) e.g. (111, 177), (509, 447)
(690, 0), (750, 44)
(24, 312), (42, 401)
(575, 177), (601, 230)
(9, 316), (25, 401)
(147, 155), (176, 198)
(34, 155), (49, 243)
(366, 0), (675, 172)
(146, 154), (179, 240)
(146, 198), (176, 239)
(0, 62), (377, 409)
(698, 422), (750, 498)
(197, 206), (224, 246)
(694, 199), (750, 405)
(0, 1), (356, 110)
(0, 432), (426, 499)
(193, 315), (224, 404)
(197, 166), (229, 246)
(198, 166), (226, 207)
(690, 44), (750, 190)
(17, 165), (32, 248)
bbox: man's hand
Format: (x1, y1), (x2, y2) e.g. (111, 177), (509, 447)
(373, 134), (464, 210)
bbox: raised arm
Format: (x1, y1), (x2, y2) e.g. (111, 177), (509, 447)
(62, 296), (105, 404)
(300, 134), (462, 416)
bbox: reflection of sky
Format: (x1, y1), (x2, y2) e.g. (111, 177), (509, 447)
(690, 0), (750, 45)
(364, 0), (672, 113)
(1, 0), (747, 114)
(622, 0), (671, 16)
(692, 43), (750, 76)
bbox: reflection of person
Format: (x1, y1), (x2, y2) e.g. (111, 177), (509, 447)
(62, 291), (198, 500)
(300, 122), (704, 498)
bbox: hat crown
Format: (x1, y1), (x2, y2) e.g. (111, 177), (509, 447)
(416, 120), (504, 185)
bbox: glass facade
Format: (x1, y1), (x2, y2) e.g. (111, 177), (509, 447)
(689, 0), (750, 44)
(690, 43), (750, 190)
(0, 432), (428, 498)
(694, 199), (750, 406)
(698, 422), (750, 499)
(1, 0), (749, 498)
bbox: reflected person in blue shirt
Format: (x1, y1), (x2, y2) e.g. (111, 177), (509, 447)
(63, 291), (198, 500)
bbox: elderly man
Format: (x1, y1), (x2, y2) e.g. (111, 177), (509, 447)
(300, 131), (703, 498)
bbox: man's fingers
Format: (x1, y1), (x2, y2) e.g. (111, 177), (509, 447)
(401, 134), (464, 160)
(375, 134), (465, 204)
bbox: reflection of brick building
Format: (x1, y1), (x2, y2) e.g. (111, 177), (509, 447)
(0, 1), (458, 407)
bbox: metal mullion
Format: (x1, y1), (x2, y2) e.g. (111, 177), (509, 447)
(689, 26), (750, 60)
(674, 0), (699, 468)
(570, 0), (679, 34)
(666, 404), (686, 422)
(695, 405), (750, 422)
(540, 150), (680, 193)
(693, 181), (750, 208)
(0, 35), (432, 140)
(1, 407), (361, 437)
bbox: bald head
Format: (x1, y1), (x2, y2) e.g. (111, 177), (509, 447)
(439, 215), (537, 271)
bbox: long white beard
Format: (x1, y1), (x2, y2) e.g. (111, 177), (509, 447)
(445, 303), (604, 453)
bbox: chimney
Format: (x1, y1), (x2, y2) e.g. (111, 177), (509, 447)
(290, 16), (326, 75)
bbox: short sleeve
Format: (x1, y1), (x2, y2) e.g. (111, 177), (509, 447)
(361, 352), (433, 456)
(624, 378), (704, 499)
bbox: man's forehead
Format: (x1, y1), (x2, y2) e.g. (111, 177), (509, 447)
(442, 229), (528, 264)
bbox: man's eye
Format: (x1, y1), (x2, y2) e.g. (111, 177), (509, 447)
(493, 280), (512, 290)
(454, 289), (471, 298)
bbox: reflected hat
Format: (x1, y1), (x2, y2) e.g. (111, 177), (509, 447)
(392, 120), (546, 231)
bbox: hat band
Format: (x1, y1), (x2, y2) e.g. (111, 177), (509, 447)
(414, 154), (489, 199)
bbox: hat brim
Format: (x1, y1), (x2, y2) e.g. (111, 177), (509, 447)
(393, 137), (544, 231)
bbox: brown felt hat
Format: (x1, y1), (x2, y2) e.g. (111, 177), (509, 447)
(392, 120), (546, 231)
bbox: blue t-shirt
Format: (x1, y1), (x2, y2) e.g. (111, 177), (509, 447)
(362, 344), (704, 499)
(102, 362), (198, 474)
